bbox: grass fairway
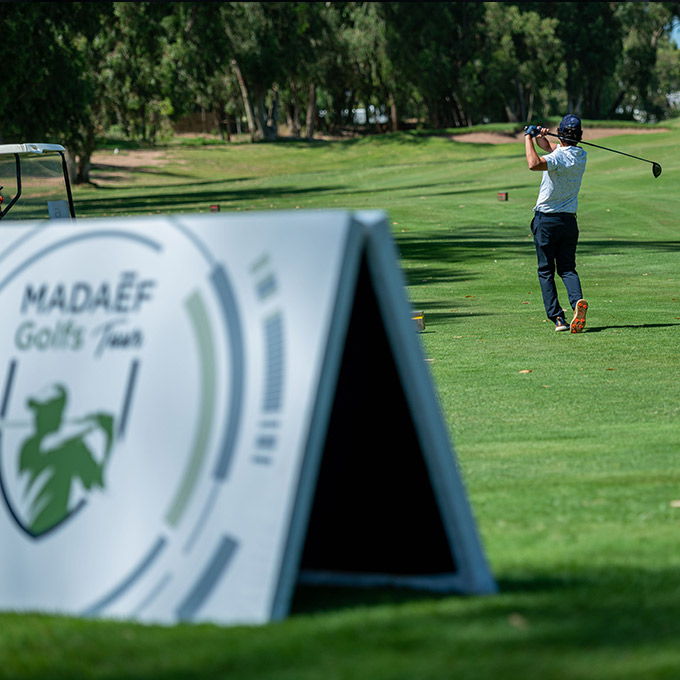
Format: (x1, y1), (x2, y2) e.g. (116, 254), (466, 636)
(2, 122), (679, 679)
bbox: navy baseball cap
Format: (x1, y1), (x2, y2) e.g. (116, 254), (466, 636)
(559, 114), (582, 130)
(558, 114), (582, 141)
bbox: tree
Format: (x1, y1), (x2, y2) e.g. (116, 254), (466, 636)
(0, 3), (116, 183)
(279, 2), (341, 138)
(522, 2), (623, 118)
(610, 2), (680, 121)
(6, 0), (680, 161)
(98, 3), (176, 144)
(0, 5), (89, 143)
(69, 3), (117, 183)
(163, 3), (243, 141)
(656, 35), (680, 116)
(382, 3), (487, 128)
(340, 3), (389, 131)
(222, 2), (295, 141)
(482, 3), (563, 123)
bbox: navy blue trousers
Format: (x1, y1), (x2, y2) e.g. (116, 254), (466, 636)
(531, 211), (583, 322)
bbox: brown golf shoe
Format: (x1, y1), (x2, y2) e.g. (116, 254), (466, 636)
(570, 299), (588, 333)
(555, 317), (569, 332)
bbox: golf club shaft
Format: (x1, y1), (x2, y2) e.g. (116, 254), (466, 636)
(542, 130), (657, 167)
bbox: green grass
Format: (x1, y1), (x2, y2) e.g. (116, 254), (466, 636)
(3, 121), (680, 678)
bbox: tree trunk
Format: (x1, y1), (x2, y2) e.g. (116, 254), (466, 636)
(567, 91), (583, 117)
(515, 74), (526, 122)
(388, 91), (398, 132)
(64, 149), (77, 187)
(268, 85), (279, 139)
(449, 95), (465, 128)
(607, 90), (626, 118)
(73, 125), (96, 185)
(526, 90), (534, 123)
(428, 98), (440, 129)
(231, 57), (257, 141)
(345, 91), (356, 126)
(255, 91), (267, 139)
(286, 106), (294, 135)
(254, 89), (277, 141)
(505, 104), (519, 123)
(289, 79), (301, 137)
(76, 153), (91, 184)
(305, 83), (316, 139)
(215, 99), (231, 141)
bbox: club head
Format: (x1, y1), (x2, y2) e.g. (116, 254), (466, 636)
(653, 163), (662, 178)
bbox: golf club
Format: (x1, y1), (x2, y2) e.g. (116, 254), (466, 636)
(524, 126), (662, 178)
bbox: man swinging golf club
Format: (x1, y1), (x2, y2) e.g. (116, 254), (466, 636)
(525, 114), (588, 333)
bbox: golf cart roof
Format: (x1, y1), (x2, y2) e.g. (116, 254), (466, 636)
(0, 143), (66, 156)
(0, 142), (75, 221)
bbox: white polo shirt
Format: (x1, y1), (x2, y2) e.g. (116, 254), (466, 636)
(533, 145), (587, 214)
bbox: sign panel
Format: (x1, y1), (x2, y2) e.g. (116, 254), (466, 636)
(0, 211), (494, 625)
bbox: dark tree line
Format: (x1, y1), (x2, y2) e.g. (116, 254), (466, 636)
(1, 2), (679, 183)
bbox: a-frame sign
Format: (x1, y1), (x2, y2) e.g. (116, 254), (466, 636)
(0, 211), (495, 625)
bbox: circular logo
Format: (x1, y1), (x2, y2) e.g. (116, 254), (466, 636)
(0, 220), (259, 621)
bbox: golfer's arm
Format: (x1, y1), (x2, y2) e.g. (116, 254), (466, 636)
(535, 136), (555, 152)
(525, 136), (548, 172)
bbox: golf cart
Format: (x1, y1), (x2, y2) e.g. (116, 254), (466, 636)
(0, 143), (76, 221)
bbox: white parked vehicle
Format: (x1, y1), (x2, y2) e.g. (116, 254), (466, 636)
(0, 143), (75, 221)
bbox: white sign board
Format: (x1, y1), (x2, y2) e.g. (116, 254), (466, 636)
(47, 200), (71, 220)
(0, 211), (494, 625)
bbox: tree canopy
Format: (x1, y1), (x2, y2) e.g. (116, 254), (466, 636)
(1, 1), (679, 181)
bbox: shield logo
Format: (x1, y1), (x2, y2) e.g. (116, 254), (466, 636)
(0, 380), (115, 538)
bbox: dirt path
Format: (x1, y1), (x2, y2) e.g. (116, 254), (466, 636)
(88, 149), (175, 186)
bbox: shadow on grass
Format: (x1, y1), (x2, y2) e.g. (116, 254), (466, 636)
(75, 184), (344, 215)
(90, 163), (195, 182)
(289, 570), (586, 617)
(398, 230), (680, 289)
(415, 310), (495, 325)
(288, 565), (680, 644)
(75, 175), (529, 217)
(585, 322), (680, 333)
(397, 227), (531, 280)
(290, 584), (450, 614)
(86, 171), (264, 189)
(579, 239), (680, 254)
(6, 567), (680, 680)
(402, 265), (479, 287)
(289, 574), (577, 616)
(399, 232), (680, 266)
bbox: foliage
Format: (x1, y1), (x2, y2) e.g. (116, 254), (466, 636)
(98, 2), (177, 143)
(531, 2), (624, 118)
(1, 1), (680, 150)
(482, 3), (564, 122)
(0, 3), (92, 144)
(381, 2), (488, 127)
(612, 2), (680, 121)
(162, 3), (242, 140)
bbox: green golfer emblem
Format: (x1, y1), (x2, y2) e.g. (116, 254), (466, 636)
(19, 384), (115, 535)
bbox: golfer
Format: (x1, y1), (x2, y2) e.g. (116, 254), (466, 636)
(525, 114), (588, 333)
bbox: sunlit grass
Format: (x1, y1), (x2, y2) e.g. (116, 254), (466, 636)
(2, 124), (678, 679)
